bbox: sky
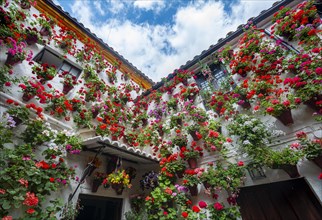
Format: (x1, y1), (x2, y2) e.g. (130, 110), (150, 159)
(54, 0), (276, 83)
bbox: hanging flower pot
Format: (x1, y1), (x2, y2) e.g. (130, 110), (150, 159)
(5, 53), (22, 66)
(275, 109), (294, 126)
(111, 183), (124, 195)
(20, 1), (31, 9)
(280, 164), (300, 178)
(141, 118), (148, 127)
(111, 136), (118, 141)
(188, 185), (198, 196)
(63, 84), (74, 94)
(11, 116), (23, 127)
(203, 181), (211, 189)
(22, 93), (35, 102)
(25, 33), (38, 45)
(60, 42), (68, 50)
(176, 169), (185, 178)
(311, 155), (322, 169)
(182, 78), (188, 86)
(92, 110), (99, 119)
(189, 130), (201, 141)
(40, 27), (50, 36)
(91, 179), (102, 193)
(304, 95), (322, 113)
(187, 158), (198, 169)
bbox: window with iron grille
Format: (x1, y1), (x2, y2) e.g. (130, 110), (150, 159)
(34, 47), (82, 78)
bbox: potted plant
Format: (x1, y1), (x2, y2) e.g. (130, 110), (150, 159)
(207, 91), (238, 116)
(73, 108), (93, 129)
(18, 79), (46, 102)
(209, 203), (241, 220)
(296, 131), (322, 169)
(265, 147), (304, 178)
(140, 171), (159, 190)
(24, 27), (40, 45)
(174, 69), (192, 86)
(159, 153), (186, 178)
(180, 83), (199, 101)
(169, 114), (183, 128)
(6, 105), (30, 126)
(167, 98), (178, 111)
(59, 71), (78, 94)
(105, 169), (131, 195)
(180, 146), (201, 169)
(186, 123), (202, 141)
(91, 172), (106, 192)
(182, 169), (201, 196)
(21, 119), (54, 145)
(188, 107), (209, 123)
(32, 63), (57, 83)
(45, 93), (73, 119)
(5, 38), (31, 66)
(259, 93), (300, 126)
(171, 134), (188, 148)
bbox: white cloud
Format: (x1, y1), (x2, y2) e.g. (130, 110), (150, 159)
(107, 0), (126, 14)
(133, 0), (165, 12)
(68, 0), (276, 82)
(93, 1), (105, 16)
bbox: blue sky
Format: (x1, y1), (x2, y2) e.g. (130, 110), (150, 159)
(54, 0), (276, 82)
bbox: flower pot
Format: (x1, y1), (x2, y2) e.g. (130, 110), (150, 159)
(187, 158), (198, 169)
(304, 95), (322, 114)
(91, 179), (101, 193)
(111, 183), (124, 195)
(314, 3), (322, 17)
(189, 130), (200, 141)
(310, 155), (322, 169)
(11, 116), (23, 126)
(141, 118), (148, 127)
(20, 1), (31, 9)
(60, 42), (68, 50)
(92, 110), (99, 119)
(111, 136), (118, 141)
(239, 98), (251, 109)
(176, 170), (185, 178)
(22, 93), (35, 102)
(25, 33), (38, 45)
(187, 94), (196, 101)
(5, 53), (22, 66)
(275, 109), (294, 126)
(188, 185), (198, 196)
(182, 78), (188, 86)
(157, 128), (164, 137)
(63, 84), (74, 94)
(203, 181), (211, 189)
(280, 164), (300, 178)
(40, 27), (50, 36)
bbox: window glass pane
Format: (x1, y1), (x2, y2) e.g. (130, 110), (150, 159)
(70, 67), (81, 77)
(60, 62), (72, 71)
(37, 50), (62, 69)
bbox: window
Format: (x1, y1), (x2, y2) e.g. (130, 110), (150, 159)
(34, 47), (82, 78)
(195, 63), (228, 91)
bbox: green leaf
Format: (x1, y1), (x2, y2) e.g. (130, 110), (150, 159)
(2, 200), (11, 210)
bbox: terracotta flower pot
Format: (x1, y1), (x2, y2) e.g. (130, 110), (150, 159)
(11, 116), (23, 126)
(280, 164), (300, 178)
(5, 53), (22, 66)
(25, 33), (38, 45)
(187, 158), (198, 169)
(20, 1), (31, 9)
(176, 170), (185, 178)
(91, 179), (101, 193)
(182, 78), (188, 86)
(275, 109), (294, 126)
(189, 130), (200, 141)
(63, 84), (74, 94)
(203, 181), (211, 189)
(304, 95), (322, 114)
(40, 27), (50, 36)
(188, 185), (198, 196)
(22, 93), (35, 102)
(111, 183), (124, 195)
(310, 155), (322, 169)
(92, 110), (99, 119)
